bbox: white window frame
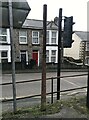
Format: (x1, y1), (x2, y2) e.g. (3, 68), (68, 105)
(51, 50), (56, 63)
(0, 51), (8, 63)
(0, 28), (7, 43)
(46, 31), (49, 44)
(32, 31), (39, 44)
(46, 50), (49, 63)
(19, 30), (27, 44)
(51, 31), (57, 44)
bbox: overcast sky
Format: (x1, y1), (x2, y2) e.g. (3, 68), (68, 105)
(26, 0), (88, 31)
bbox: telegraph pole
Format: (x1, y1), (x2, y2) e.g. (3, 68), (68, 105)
(57, 8), (62, 100)
(41, 4), (47, 111)
(8, 0), (17, 113)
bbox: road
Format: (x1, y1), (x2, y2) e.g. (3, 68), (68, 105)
(1, 71), (88, 99)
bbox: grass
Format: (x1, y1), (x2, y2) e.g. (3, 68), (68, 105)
(2, 95), (89, 119)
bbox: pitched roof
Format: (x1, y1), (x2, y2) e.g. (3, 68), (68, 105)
(22, 19), (58, 30)
(75, 31), (89, 41)
(23, 19), (43, 29)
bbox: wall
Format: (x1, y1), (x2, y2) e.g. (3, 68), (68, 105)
(64, 33), (81, 59)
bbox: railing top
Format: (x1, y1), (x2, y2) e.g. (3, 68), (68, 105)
(0, 73), (88, 86)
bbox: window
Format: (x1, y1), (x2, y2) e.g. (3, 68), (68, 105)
(86, 42), (89, 51)
(19, 31), (27, 44)
(0, 51), (8, 63)
(51, 31), (57, 44)
(0, 28), (7, 43)
(32, 31), (39, 44)
(46, 31), (49, 44)
(51, 50), (56, 62)
(46, 50), (49, 62)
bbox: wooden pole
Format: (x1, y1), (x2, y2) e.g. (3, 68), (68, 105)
(41, 4), (47, 111)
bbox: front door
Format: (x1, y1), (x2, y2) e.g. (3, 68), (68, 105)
(32, 50), (38, 66)
(20, 51), (26, 69)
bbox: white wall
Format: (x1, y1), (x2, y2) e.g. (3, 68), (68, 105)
(64, 33), (81, 59)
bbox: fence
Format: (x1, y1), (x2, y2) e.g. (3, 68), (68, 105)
(1, 73), (87, 105)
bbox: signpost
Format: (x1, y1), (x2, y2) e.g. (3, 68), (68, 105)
(8, 0), (16, 112)
(0, 0), (31, 113)
(0, 0), (31, 28)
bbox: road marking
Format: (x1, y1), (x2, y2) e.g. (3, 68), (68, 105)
(62, 79), (81, 87)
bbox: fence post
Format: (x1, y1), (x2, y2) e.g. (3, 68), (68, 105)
(51, 77), (53, 104)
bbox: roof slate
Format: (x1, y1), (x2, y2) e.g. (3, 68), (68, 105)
(75, 31), (89, 41)
(22, 19), (58, 30)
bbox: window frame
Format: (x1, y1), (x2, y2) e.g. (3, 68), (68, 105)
(46, 31), (49, 44)
(19, 30), (27, 44)
(32, 31), (39, 44)
(51, 31), (57, 44)
(0, 28), (7, 43)
(46, 50), (49, 63)
(51, 50), (56, 63)
(0, 51), (8, 63)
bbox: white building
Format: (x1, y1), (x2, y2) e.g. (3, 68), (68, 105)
(0, 28), (11, 63)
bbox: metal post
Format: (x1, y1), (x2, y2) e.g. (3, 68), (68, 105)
(41, 4), (47, 111)
(8, 0), (17, 113)
(51, 77), (53, 104)
(87, 66), (89, 108)
(57, 8), (62, 100)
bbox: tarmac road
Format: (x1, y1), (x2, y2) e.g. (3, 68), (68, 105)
(1, 71), (87, 99)
(1, 71), (88, 112)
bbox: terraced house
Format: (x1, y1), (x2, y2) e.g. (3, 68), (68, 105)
(0, 19), (58, 68)
(0, 19), (89, 69)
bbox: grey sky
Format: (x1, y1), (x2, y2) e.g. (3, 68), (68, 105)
(26, 0), (88, 31)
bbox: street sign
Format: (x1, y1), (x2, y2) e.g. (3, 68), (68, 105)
(0, 0), (31, 28)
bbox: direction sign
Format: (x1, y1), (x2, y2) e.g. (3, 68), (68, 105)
(0, 0), (31, 28)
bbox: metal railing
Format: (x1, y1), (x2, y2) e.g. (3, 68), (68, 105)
(1, 73), (87, 104)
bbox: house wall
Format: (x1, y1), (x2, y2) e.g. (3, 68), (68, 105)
(13, 29), (43, 66)
(64, 33), (81, 59)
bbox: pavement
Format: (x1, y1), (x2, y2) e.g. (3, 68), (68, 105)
(2, 94), (89, 119)
(40, 107), (88, 119)
(2, 68), (88, 74)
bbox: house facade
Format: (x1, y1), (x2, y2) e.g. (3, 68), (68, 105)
(46, 21), (58, 64)
(13, 19), (43, 67)
(1, 19), (89, 67)
(64, 31), (89, 65)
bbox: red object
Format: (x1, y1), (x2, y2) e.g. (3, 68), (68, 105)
(32, 51), (38, 65)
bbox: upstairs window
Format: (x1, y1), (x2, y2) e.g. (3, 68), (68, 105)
(51, 31), (57, 44)
(19, 30), (27, 44)
(0, 28), (7, 43)
(46, 31), (49, 44)
(32, 31), (39, 44)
